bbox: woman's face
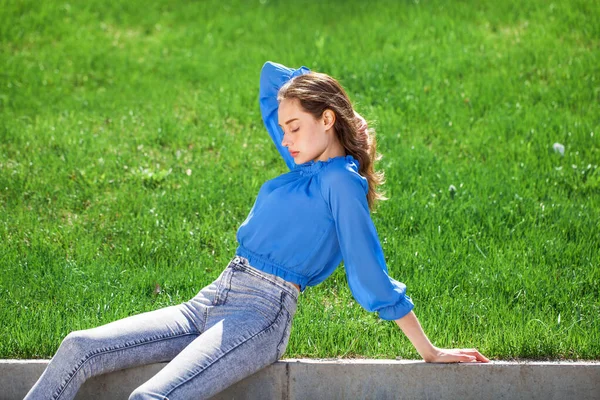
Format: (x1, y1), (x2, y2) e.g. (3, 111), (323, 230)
(278, 98), (336, 165)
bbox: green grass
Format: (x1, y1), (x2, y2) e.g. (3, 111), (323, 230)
(1, 0), (598, 361)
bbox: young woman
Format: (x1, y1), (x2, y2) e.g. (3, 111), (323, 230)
(25, 61), (489, 400)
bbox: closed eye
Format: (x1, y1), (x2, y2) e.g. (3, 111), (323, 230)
(291, 128), (299, 133)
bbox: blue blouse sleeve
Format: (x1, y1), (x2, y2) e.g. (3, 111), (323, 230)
(319, 164), (415, 321)
(259, 61), (311, 171)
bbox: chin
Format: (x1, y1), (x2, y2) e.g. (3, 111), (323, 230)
(294, 156), (309, 164)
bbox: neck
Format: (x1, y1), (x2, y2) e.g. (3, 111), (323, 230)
(313, 139), (346, 163)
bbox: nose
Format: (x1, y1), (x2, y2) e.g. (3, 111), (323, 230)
(281, 131), (292, 148)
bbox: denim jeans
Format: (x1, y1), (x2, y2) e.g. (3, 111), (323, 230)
(24, 255), (299, 400)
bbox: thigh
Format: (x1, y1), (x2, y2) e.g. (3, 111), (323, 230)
(68, 304), (202, 367)
(62, 267), (233, 372)
(130, 265), (297, 400)
(130, 303), (292, 400)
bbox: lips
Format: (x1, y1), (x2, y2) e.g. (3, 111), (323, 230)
(290, 151), (299, 157)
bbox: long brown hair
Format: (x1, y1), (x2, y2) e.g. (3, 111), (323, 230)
(278, 71), (388, 211)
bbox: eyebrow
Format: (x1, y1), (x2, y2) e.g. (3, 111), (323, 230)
(278, 118), (299, 128)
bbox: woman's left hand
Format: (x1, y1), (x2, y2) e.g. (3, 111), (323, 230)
(424, 347), (490, 363)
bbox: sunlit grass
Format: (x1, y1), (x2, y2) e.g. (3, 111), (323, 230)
(1, 0), (598, 360)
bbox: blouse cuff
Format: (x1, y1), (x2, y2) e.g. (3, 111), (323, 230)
(377, 295), (415, 321)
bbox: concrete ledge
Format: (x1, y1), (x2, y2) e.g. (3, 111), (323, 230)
(3, 359), (599, 399)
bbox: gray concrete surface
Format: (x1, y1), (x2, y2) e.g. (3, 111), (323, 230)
(2, 359), (599, 400)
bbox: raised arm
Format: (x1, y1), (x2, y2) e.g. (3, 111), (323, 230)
(259, 61), (311, 170)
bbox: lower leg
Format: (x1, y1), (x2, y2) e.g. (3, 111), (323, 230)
(24, 305), (200, 400)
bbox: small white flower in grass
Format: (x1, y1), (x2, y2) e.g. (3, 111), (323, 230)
(553, 142), (565, 156)
(449, 184), (457, 199)
(186, 169), (192, 176)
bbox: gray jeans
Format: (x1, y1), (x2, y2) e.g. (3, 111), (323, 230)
(24, 256), (299, 400)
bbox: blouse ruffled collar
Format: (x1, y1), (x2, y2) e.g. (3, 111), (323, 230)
(295, 154), (359, 176)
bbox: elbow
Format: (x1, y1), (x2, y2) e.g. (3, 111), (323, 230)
(261, 60), (276, 70)
(260, 61), (281, 82)
(259, 61), (282, 98)
(260, 61), (273, 79)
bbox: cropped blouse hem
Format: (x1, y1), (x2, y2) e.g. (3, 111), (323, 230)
(377, 295), (415, 321)
(235, 245), (309, 291)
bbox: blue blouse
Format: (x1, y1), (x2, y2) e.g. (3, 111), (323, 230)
(234, 61), (414, 321)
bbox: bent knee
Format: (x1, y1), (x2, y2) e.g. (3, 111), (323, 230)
(59, 330), (95, 355)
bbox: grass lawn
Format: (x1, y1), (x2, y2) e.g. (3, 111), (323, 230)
(0, 0), (598, 360)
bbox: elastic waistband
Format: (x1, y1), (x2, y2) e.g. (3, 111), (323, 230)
(235, 246), (308, 291)
(229, 256), (299, 301)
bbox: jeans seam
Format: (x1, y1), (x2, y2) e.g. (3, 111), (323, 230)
(222, 266), (234, 305)
(213, 267), (234, 306)
(276, 292), (291, 359)
(201, 307), (209, 333)
(53, 331), (197, 400)
(276, 311), (291, 359)
(163, 292), (286, 398)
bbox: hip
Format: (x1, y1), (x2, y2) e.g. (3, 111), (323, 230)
(228, 255), (300, 297)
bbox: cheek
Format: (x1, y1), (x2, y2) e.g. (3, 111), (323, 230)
(310, 131), (328, 147)
(304, 127), (323, 143)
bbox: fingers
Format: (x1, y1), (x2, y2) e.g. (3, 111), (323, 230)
(427, 347), (490, 364)
(459, 348), (490, 363)
(443, 353), (474, 363)
(455, 353), (476, 363)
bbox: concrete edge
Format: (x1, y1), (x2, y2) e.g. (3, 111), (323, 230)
(7, 358), (600, 364)
(280, 358), (600, 365)
(4, 359), (600, 400)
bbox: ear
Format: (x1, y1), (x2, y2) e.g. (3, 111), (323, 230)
(322, 109), (336, 131)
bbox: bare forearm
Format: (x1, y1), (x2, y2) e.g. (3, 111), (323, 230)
(395, 311), (437, 361)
